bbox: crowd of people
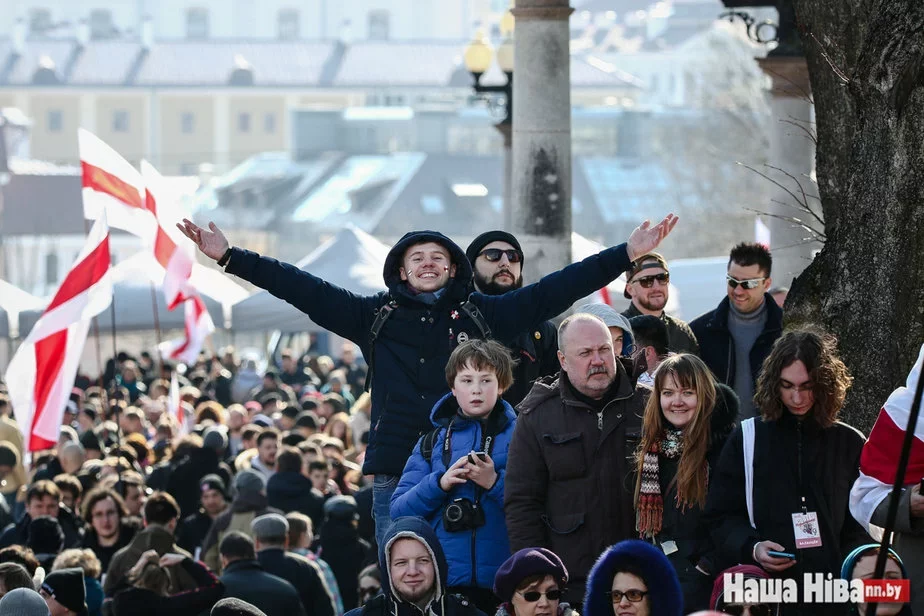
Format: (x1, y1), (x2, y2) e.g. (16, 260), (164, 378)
(0, 215), (917, 616)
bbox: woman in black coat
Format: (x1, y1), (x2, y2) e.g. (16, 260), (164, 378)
(634, 353), (739, 613)
(110, 550), (223, 616)
(704, 329), (871, 616)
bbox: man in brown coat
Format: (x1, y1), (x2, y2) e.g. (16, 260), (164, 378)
(504, 313), (649, 604)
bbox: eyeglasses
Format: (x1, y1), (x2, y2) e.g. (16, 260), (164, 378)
(516, 589), (563, 602)
(727, 275), (766, 290)
(721, 604), (777, 616)
(607, 589), (648, 603)
(479, 248), (522, 263)
(632, 273), (669, 288)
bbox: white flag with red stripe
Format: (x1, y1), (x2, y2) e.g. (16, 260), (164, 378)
(158, 294), (214, 366)
(4, 216), (113, 451)
(166, 371), (189, 436)
(850, 343), (924, 528)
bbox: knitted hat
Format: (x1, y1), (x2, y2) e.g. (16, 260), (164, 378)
(465, 231), (523, 267)
(323, 495), (358, 521)
(200, 473), (228, 499)
(26, 516), (65, 555)
(623, 252), (669, 299)
(493, 548), (568, 603)
(251, 513), (289, 541)
(234, 469), (266, 498)
(203, 427), (228, 451)
(0, 588), (51, 616)
(211, 597), (268, 616)
(41, 568), (87, 616)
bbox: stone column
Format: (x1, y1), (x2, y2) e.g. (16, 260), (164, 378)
(510, 0), (573, 282)
(759, 56), (818, 288)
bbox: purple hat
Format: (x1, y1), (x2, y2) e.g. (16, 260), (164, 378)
(493, 548), (568, 603)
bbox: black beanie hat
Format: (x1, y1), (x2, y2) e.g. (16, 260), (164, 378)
(200, 473), (228, 499)
(41, 567), (87, 615)
(465, 231), (523, 267)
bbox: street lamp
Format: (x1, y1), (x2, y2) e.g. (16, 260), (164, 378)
(463, 17), (514, 126)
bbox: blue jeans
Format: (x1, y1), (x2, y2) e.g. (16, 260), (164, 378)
(373, 474), (400, 549)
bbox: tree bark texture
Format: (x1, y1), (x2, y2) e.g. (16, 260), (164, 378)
(787, 0), (924, 433)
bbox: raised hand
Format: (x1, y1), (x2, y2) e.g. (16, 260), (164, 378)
(626, 214), (679, 261)
(159, 553), (187, 567)
(177, 218), (230, 262)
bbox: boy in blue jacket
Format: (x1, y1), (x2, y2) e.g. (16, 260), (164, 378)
(391, 339), (517, 615)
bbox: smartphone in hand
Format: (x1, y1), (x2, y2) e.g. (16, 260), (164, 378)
(767, 550), (796, 560)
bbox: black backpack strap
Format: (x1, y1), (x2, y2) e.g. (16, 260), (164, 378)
(365, 299), (398, 392)
(458, 300), (492, 340)
(417, 427), (442, 463)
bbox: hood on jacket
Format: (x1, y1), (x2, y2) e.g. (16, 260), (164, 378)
(380, 517), (449, 609)
(575, 303), (635, 356)
(583, 540), (682, 616)
(429, 392), (516, 433)
(839, 545), (912, 616)
(382, 231), (472, 303)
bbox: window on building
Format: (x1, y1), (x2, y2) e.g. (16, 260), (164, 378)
(89, 9), (115, 39)
(181, 112), (195, 134)
(278, 8), (299, 40)
(179, 163), (197, 175)
(29, 8), (53, 35)
(238, 112), (251, 133)
(264, 113), (276, 133)
(47, 109), (63, 132)
(186, 7), (210, 39)
(45, 252), (59, 286)
(368, 10), (390, 41)
(112, 110), (129, 132)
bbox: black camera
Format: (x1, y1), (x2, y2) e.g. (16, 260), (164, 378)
(442, 498), (486, 532)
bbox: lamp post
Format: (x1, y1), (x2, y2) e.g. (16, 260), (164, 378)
(464, 16), (515, 228)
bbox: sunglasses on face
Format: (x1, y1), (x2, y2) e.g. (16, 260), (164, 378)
(517, 589), (563, 602)
(727, 275), (766, 290)
(722, 604), (777, 616)
(632, 273), (669, 288)
(607, 589), (648, 603)
(479, 248), (522, 263)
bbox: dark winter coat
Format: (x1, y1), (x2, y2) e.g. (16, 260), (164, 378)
(175, 509), (219, 555)
(643, 383), (739, 613)
(80, 517), (141, 573)
(622, 303), (700, 355)
(703, 412), (871, 615)
(166, 447), (233, 518)
(267, 471), (325, 529)
(501, 321), (559, 408)
(391, 394), (516, 589)
(318, 517), (374, 611)
(689, 294), (783, 389)
(201, 492), (282, 573)
(220, 559), (307, 616)
(110, 558), (223, 616)
(103, 525), (196, 597)
(224, 233), (633, 476)
(257, 548), (336, 616)
(504, 368), (649, 603)
(583, 540), (683, 616)
(344, 517), (486, 616)
(0, 504), (84, 549)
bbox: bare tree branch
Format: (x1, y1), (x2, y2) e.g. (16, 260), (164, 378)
(763, 164), (827, 228)
(780, 118), (819, 147)
(807, 30), (852, 84)
(744, 207), (827, 241)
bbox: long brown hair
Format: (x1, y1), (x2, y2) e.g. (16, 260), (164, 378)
(754, 328), (852, 428)
(635, 354), (717, 509)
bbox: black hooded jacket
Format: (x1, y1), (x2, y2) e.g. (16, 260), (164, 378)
(224, 231), (634, 475)
(318, 517), (374, 611)
(266, 471), (325, 530)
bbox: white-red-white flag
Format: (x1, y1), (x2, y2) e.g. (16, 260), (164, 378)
(5, 216), (113, 451)
(158, 295), (215, 366)
(166, 371), (188, 436)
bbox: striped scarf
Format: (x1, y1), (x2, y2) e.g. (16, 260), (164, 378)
(637, 428), (684, 538)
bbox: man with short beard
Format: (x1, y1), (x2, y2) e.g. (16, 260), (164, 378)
(504, 313), (649, 604)
(621, 252), (699, 354)
(466, 231), (558, 407)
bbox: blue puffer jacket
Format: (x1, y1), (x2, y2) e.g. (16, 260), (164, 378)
(390, 393), (516, 589)
(225, 230), (632, 476)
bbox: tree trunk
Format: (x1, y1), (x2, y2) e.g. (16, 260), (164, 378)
(786, 0), (924, 433)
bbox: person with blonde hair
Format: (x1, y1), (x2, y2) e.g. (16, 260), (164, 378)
(634, 354), (738, 613)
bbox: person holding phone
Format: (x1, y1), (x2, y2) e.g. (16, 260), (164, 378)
(391, 340), (518, 614)
(704, 329), (871, 615)
(633, 354), (739, 613)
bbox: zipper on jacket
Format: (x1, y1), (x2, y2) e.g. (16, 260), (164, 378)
(726, 338), (734, 385)
(597, 410), (603, 430)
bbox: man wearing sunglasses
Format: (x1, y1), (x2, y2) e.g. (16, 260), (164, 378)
(689, 243), (782, 420)
(466, 231), (559, 407)
(621, 253), (699, 355)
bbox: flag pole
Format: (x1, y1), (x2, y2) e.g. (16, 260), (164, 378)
(865, 362), (924, 616)
(106, 290), (127, 492)
(149, 283), (165, 377)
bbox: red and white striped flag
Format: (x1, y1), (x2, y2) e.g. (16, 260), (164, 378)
(5, 216), (113, 451)
(158, 294), (214, 366)
(850, 343), (924, 528)
(166, 371), (188, 436)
